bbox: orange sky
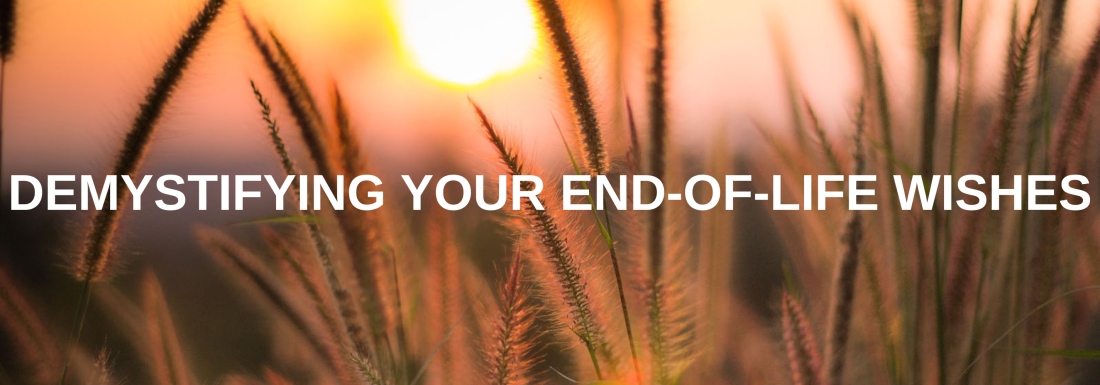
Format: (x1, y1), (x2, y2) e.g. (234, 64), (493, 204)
(3, 0), (1100, 183)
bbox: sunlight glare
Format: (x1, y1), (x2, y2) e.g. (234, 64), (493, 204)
(396, 0), (539, 85)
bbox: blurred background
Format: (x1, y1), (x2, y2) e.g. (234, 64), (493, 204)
(4, 0), (1100, 383)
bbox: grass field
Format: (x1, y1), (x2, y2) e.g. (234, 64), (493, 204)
(2, 0), (1100, 384)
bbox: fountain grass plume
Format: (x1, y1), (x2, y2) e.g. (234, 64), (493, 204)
(647, 0), (668, 173)
(471, 99), (610, 380)
(1025, 15), (1100, 382)
(1042, 0), (1068, 63)
(60, 2), (226, 383)
(248, 19), (395, 344)
(330, 84), (395, 347)
(530, 0), (608, 175)
(989, 1), (1040, 177)
(484, 251), (539, 385)
(1050, 12), (1100, 175)
(1029, 0), (1066, 178)
(867, 32), (894, 174)
(946, 0), (1040, 329)
(823, 103), (865, 385)
(76, 0), (226, 282)
(646, 2), (674, 382)
(803, 98), (843, 175)
(352, 352), (384, 385)
(333, 86), (364, 175)
(271, 33), (324, 125)
(781, 291), (822, 385)
(853, 24), (905, 323)
(250, 81), (376, 366)
(251, 80), (297, 177)
(646, 0), (669, 305)
(473, 101), (524, 179)
(243, 15), (335, 179)
(914, 0), (943, 177)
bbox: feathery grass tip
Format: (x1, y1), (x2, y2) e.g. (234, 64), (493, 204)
(485, 251), (539, 385)
(76, 0), (227, 281)
(531, 0), (608, 175)
(471, 99), (609, 380)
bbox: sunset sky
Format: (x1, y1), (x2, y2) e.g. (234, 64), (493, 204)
(3, 0), (1099, 184)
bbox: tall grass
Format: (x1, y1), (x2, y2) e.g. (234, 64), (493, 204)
(76, 0), (226, 282)
(331, 85), (396, 353)
(472, 100), (611, 380)
(60, 1), (226, 383)
(914, 0), (943, 177)
(780, 290), (822, 385)
(644, 1), (684, 384)
(530, 0), (608, 175)
(1025, 12), (1100, 383)
(946, 0), (1041, 332)
(250, 80), (378, 382)
(483, 251), (538, 385)
(245, 19), (395, 352)
(822, 104), (864, 385)
(6, 1), (1100, 385)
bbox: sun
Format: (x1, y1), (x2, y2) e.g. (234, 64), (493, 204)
(395, 0), (539, 86)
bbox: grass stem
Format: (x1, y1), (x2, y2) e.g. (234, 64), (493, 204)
(57, 279), (91, 385)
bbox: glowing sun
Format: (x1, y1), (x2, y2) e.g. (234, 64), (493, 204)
(395, 0), (539, 85)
